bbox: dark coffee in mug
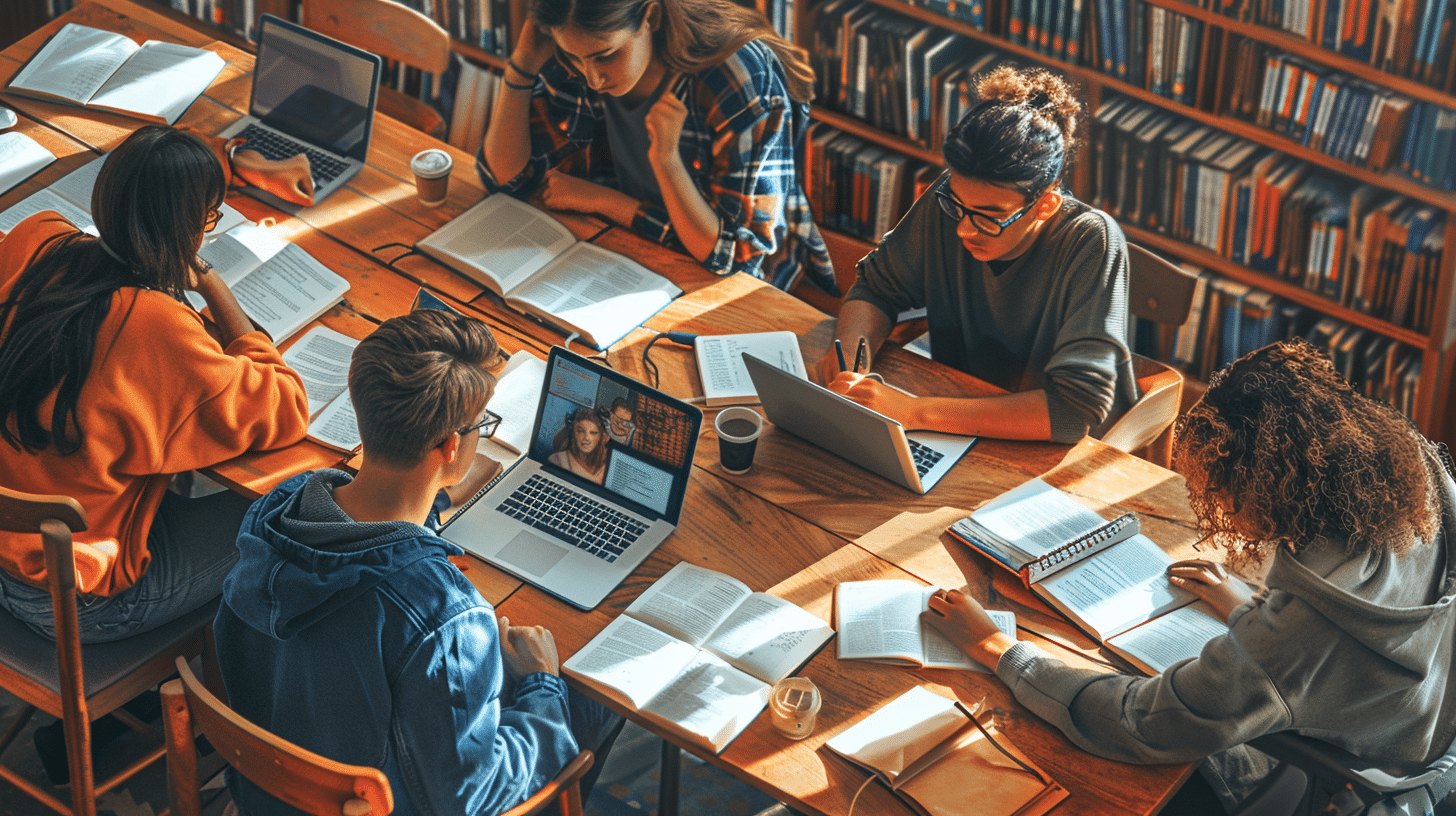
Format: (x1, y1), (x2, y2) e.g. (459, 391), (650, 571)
(719, 418), (758, 438)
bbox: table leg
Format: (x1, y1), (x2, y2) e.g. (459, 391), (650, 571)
(659, 739), (680, 816)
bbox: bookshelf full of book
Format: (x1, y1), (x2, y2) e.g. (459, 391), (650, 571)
(774, 0), (1456, 445)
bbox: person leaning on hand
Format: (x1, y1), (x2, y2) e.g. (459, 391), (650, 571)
(921, 339), (1456, 814)
(0, 124), (313, 644)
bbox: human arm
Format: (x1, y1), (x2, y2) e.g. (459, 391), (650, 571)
(480, 19), (555, 188)
(814, 299), (893, 384)
(1167, 559), (1257, 622)
(189, 261), (254, 346)
(828, 376), (1054, 438)
(476, 56), (597, 196)
(393, 606), (579, 815)
(645, 83), (720, 263)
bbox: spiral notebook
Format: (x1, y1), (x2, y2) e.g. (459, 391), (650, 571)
(946, 478), (1224, 660)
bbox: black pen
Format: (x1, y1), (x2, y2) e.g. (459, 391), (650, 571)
(834, 338), (847, 372)
(853, 336), (867, 374)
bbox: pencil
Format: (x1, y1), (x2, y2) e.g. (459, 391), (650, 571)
(834, 338), (847, 372)
(853, 337), (867, 373)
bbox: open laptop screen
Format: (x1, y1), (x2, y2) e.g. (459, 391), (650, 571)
(252, 15), (378, 161)
(529, 349), (699, 523)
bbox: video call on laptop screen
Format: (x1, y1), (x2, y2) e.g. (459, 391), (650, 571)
(529, 353), (697, 522)
(253, 16), (377, 161)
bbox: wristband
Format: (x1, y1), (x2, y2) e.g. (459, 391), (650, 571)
(507, 57), (538, 80)
(503, 76), (536, 91)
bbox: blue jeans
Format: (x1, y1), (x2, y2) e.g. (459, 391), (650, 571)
(0, 488), (253, 643)
(566, 685), (624, 799)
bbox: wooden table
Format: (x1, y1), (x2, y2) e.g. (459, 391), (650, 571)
(2, 5), (1200, 813)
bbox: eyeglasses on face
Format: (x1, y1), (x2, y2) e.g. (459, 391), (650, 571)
(458, 409), (502, 439)
(203, 209), (223, 232)
(935, 188), (1037, 237)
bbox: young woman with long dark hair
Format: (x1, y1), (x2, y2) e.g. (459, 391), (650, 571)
(478, 0), (834, 293)
(0, 125), (310, 643)
(820, 66), (1138, 443)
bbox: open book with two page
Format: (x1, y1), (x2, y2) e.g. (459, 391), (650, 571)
(7, 23), (225, 124)
(947, 477), (1230, 674)
(835, 580), (1015, 672)
(416, 194), (681, 350)
(562, 562), (834, 754)
(825, 686), (1068, 816)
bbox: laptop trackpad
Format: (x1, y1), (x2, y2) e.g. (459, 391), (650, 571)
(499, 530), (568, 576)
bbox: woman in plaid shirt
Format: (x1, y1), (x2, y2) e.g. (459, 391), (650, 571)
(478, 0), (835, 295)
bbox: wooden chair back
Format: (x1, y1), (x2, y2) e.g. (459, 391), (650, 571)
(162, 656), (393, 816)
(1127, 244), (1198, 327)
(299, 0), (451, 138)
(1101, 354), (1184, 468)
(499, 750), (594, 816)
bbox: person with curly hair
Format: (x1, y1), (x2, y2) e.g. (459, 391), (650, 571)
(548, 407), (609, 484)
(920, 339), (1456, 812)
(818, 65), (1137, 444)
(478, 0), (834, 293)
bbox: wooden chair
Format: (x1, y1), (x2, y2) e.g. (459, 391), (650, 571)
(0, 485), (217, 816)
(300, 0), (452, 140)
(162, 655), (595, 816)
(1109, 244), (1201, 467)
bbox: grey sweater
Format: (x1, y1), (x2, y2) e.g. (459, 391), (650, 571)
(996, 461), (1456, 808)
(849, 178), (1137, 443)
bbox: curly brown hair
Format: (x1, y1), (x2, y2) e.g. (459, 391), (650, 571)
(1172, 339), (1441, 568)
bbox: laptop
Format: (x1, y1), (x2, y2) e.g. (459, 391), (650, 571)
(742, 353), (977, 494)
(219, 15), (381, 209)
(441, 347), (703, 610)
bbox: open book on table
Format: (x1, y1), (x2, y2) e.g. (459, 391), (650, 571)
(281, 326), (361, 453)
(947, 477), (1230, 674)
(7, 23), (225, 124)
(194, 222), (349, 344)
(0, 132), (57, 199)
(694, 331), (806, 407)
(562, 561), (834, 754)
(825, 686), (1068, 816)
(416, 194), (681, 350)
(835, 580), (1015, 672)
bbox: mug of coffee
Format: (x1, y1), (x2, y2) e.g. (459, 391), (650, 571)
(410, 149), (452, 206)
(714, 407), (763, 475)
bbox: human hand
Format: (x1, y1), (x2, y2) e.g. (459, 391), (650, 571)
(231, 148), (314, 207)
(510, 15), (556, 76)
(826, 372), (917, 425)
(1166, 559), (1255, 621)
(645, 82), (688, 164)
(497, 615), (560, 679)
(921, 588), (1014, 666)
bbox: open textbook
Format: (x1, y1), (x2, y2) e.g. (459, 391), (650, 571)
(835, 580), (1015, 672)
(694, 331), (807, 407)
(281, 326), (361, 453)
(825, 686), (1068, 816)
(947, 477), (1230, 673)
(562, 561), (834, 754)
(194, 223), (349, 344)
(7, 24), (225, 124)
(416, 194), (681, 350)
(0, 132), (56, 199)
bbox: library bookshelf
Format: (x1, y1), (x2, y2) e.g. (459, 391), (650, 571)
(20, 0), (1454, 445)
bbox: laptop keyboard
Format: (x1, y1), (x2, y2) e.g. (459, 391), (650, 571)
(235, 124), (350, 185)
(496, 474), (648, 563)
(907, 438), (944, 478)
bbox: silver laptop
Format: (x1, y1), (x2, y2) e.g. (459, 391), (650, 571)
(441, 347), (702, 610)
(743, 353), (977, 494)
(219, 15), (381, 209)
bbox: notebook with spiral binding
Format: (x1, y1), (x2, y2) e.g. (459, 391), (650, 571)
(947, 478), (1226, 662)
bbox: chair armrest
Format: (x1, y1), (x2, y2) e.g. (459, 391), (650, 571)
(1249, 733), (1448, 794)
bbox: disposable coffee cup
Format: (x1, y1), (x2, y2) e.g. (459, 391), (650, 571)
(769, 677), (821, 740)
(410, 149), (452, 206)
(714, 407), (762, 475)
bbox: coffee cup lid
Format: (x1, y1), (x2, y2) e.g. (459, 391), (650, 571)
(411, 149), (452, 177)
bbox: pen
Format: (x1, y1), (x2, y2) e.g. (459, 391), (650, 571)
(834, 338), (847, 372)
(853, 336), (867, 373)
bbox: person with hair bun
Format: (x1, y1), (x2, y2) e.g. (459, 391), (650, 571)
(819, 66), (1137, 443)
(921, 339), (1456, 812)
(478, 0), (834, 294)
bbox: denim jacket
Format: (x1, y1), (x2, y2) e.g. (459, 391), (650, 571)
(214, 471), (578, 816)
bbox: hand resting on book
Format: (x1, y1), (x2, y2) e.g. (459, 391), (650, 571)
(1165, 559), (1255, 622)
(921, 588), (1018, 670)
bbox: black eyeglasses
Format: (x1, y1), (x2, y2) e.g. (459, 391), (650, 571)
(458, 409), (502, 439)
(935, 189), (1037, 237)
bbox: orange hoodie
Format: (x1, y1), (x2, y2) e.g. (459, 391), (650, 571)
(0, 209), (310, 596)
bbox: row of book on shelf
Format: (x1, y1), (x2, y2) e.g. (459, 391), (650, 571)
(1138, 260), (1424, 420)
(804, 123), (936, 241)
(1093, 95), (1448, 334)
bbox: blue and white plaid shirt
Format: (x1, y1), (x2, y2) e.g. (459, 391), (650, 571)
(477, 40), (836, 294)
